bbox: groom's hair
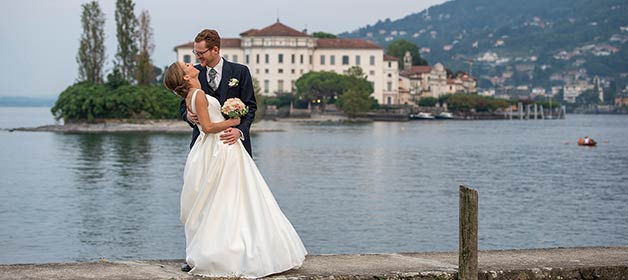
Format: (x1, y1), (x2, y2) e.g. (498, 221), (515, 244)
(195, 29), (221, 50)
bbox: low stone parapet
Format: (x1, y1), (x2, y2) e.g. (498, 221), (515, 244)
(1, 247), (626, 280)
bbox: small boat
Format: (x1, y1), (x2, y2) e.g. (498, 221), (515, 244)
(435, 112), (454, 119)
(577, 137), (597, 146)
(410, 112), (435, 120)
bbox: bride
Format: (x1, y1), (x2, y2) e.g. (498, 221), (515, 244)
(163, 61), (307, 278)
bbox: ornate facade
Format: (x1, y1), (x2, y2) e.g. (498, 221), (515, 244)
(174, 21), (400, 105)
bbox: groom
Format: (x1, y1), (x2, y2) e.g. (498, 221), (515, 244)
(179, 29), (257, 156)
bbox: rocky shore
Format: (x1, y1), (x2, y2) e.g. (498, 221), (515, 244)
(0, 247), (626, 280)
(5, 120), (285, 133)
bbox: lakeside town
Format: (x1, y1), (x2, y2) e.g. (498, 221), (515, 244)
(170, 20), (619, 121)
(33, 0), (625, 126)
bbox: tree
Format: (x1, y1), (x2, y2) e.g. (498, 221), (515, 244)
(418, 97), (438, 107)
(576, 89), (600, 105)
(106, 68), (130, 90)
(252, 78), (265, 123)
(386, 39), (427, 69)
(136, 10), (155, 85)
(336, 88), (372, 118)
(312, 32), (337, 38)
(295, 71), (348, 106)
(77, 1), (106, 84)
(114, 0), (138, 83)
(605, 81), (617, 105)
(345, 66), (367, 79)
(295, 70), (373, 112)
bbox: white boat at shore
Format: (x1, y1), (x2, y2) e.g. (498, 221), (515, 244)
(409, 112), (435, 120)
(435, 112), (454, 119)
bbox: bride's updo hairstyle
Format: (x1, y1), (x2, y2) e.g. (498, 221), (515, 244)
(163, 62), (190, 98)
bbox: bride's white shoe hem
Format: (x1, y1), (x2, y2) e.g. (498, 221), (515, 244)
(188, 254), (306, 279)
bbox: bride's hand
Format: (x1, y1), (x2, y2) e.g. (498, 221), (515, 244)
(230, 118), (241, 126)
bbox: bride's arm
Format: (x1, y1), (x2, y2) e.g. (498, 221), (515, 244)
(195, 92), (240, 134)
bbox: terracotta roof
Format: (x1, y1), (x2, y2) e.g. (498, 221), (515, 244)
(447, 78), (463, 85)
(240, 22), (309, 37)
(459, 75), (476, 82)
(221, 38), (241, 48)
(239, 28), (258, 36)
(173, 39), (241, 51)
(401, 66), (432, 76)
(316, 38), (382, 49)
(173, 42), (193, 51)
(384, 54), (398, 61)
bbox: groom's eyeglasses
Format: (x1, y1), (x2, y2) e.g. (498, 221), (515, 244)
(193, 48), (211, 57)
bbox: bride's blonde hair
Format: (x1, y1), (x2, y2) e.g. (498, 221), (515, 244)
(163, 62), (190, 98)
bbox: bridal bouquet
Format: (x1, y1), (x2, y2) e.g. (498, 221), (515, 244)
(221, 98), (249, 119)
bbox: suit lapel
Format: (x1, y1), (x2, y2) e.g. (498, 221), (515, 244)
(218, 60), (232, 104)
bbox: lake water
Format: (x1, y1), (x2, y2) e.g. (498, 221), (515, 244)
(0, 107), (627, 264)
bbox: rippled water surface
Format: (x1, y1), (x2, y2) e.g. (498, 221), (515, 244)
(1, 107), (627, 264)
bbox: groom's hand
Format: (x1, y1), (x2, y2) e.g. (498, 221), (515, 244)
(187, 110), (199, 124)
(220, 128), (240, 145)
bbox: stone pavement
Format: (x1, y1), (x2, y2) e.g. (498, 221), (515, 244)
(1, 246), (626, 280)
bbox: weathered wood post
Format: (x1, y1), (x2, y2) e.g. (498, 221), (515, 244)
(518, 102), (523, 120)
(459, 185), (478, 280)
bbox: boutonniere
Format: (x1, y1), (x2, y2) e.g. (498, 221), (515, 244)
(228, 78), (239, 87)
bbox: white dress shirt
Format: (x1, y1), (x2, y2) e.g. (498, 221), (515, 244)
(206, 57), (224, 86)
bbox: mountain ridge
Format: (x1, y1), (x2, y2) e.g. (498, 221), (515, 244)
(340, 0), (628, 91)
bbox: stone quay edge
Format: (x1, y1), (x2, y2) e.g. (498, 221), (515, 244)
(1, 246), (627, 280)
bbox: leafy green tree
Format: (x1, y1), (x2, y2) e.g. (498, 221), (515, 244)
(136, 9), (155, 85)
(386, 39), (427, 69)
(576, 90), (600, 105)
(252, 78), (265, 123)
(266, 94), (293, 107)
(52, 82), (107, 122)
(77, 1), (106, 84)
(336, 88), (372, 117)
(51, 83), (179, 122)
(604, 81), (617, 105)
(418, 97), (438, 107)
(114, 0), (139, 83)
(446, 93), (509, 113)
(106, 68), (130, 90)
(312, 32), (337, 38)
(295, 71), (348, 108)
(554, 89), (565, 104)
(295, 70), (373, 112)
(346, 66), (367, 79)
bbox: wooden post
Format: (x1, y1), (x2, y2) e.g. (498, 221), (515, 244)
(459, 185), (478, 280)
(518, 102), (523, 120)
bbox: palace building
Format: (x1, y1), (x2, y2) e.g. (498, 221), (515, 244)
(174, 21), (400, 105)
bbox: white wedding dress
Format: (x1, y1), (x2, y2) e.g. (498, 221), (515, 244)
(180, 89), (307, 278)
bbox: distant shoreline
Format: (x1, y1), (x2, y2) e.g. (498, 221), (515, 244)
(5, 119), (285, 133)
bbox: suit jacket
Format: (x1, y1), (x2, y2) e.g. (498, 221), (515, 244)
(179, 59), (257, 156)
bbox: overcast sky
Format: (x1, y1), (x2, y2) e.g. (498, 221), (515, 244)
(0, 0), (446, 98)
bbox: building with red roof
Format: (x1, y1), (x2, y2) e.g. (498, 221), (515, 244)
(174, 21), (400, 105)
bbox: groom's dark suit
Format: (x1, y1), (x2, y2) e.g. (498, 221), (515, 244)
(179, 58), (257, 156)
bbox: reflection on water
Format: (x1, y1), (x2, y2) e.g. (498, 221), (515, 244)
(71, 134), (159, 261)
(0, 110), (627, 264)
